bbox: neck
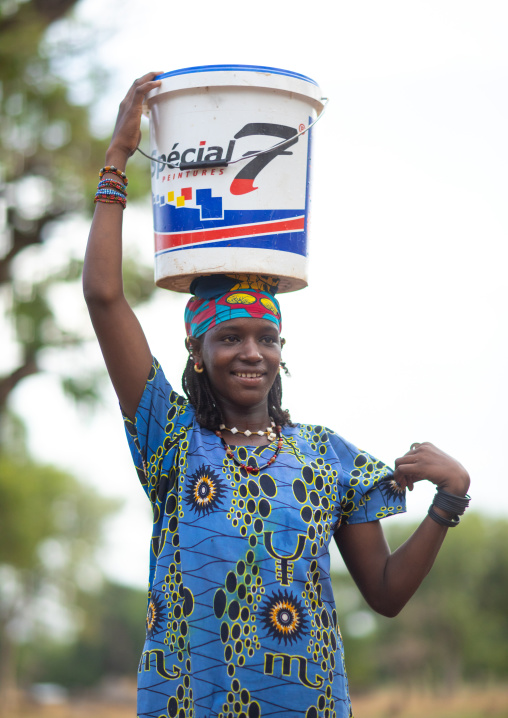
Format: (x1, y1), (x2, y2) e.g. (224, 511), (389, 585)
(221, 405), (271, 431)
(219, 404), (273, 447)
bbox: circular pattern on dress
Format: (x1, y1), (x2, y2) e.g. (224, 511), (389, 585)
(379, 476), (405, 503)
(185, 464), (226, 515)
(260, 589), (307, 646)
(146, 591), (165, 638)
(259, 473), (277, 497)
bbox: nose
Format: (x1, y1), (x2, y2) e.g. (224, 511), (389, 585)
(239, 337), (262, 362)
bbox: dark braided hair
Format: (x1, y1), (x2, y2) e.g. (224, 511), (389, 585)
(182, 355), (293, 432)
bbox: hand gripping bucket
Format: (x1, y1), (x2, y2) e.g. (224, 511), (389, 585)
(143, 64), (326, 293)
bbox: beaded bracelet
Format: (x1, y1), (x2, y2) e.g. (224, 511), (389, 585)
(96, 189), (127, 199)
(94, 166), (128, 208)
(94, 191), (126, 209)
(95, 189), (126, 199)
(99, 165), (129, 186)
(94, 197), (126, 209)
(94, 196), (126, 204)
(97, 179), (127, 195)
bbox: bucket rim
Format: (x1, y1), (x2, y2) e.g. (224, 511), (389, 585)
(155, 64), (319, 87)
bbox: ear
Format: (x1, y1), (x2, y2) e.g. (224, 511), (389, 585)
(185, 335), (203, 360)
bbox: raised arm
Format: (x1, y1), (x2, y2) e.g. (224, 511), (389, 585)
(83, 73), (162, 419)
(335, 442), (470, 617)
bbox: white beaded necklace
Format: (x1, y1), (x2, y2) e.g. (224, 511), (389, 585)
(219, 420), (277, 442)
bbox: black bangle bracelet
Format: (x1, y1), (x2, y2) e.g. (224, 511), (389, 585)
(428, 505), (461, 528)
(433, 489), (470, 516)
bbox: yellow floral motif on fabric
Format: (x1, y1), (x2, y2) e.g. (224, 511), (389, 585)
(227, 273), (280, 293)
(268, 598), (301, 637)
(226, 293), (256, 305)
(260, 297), (278, 314)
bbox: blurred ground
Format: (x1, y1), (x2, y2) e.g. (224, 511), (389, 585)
(352, 685), (508, 717)
(6, 685), (508, 718)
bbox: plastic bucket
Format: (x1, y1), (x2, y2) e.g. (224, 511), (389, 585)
(143, 64), (325, 293)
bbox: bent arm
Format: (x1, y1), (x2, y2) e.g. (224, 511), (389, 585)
(335, 516), (448, 617)
(83, 73), (161, 419)
(335, 442), (470, 617)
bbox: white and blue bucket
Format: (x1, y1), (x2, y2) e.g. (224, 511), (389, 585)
(143, 64), (326, 293)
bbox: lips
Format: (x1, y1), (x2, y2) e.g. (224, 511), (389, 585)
(233, 371), (264, 379)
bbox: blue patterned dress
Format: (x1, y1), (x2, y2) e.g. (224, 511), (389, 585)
(123, 359), (406, 718)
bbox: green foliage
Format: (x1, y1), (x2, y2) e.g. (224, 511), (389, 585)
(0, 450), (117, 582)
(1, 454), (73, 569)
(0, 3), (159, 702)
(0, 0), (157, 428)
(0, 448), (119, 708)
(333, 513), (508, 691)
(22, 580), (147, 688)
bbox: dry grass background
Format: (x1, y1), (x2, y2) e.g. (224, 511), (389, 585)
(352, 685), (508, 718)
(6, 685), (508, 718)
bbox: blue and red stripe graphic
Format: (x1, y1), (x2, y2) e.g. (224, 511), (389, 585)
(155, 215), (305, 253)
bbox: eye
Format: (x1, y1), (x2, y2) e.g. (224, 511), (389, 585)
(222, 335), (240, 344)
(261, 336), (278, 345)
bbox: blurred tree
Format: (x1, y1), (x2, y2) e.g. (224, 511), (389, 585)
(332, 514), (508, 693)
(0, 0), (157, 708)
(0, 0), (156, 437)
(21, 580), (147, 689)
(382, 514), (508, 689)
(0, 451), (117, 711)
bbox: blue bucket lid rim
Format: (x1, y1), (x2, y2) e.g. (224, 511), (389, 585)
(155, 64), (318, 87)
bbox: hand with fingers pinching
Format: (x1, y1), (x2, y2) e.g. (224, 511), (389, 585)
(393, 441), (470, 496)
(106, 72), (163, 167)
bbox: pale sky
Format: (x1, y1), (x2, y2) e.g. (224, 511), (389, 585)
(7, 0), (508, 587)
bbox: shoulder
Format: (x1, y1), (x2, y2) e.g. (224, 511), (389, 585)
(288, 422), (385, 471)
(138, 357), (194, 423)
(287, 421), (349, 451)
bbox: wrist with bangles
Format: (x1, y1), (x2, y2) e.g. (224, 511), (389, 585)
(94, 166), (129, 209)
(428, 488), (471, 527)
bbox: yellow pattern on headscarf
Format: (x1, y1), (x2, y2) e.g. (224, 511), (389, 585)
(260, 297), (278, 314)
(226, 293), (256, 305)
(226, 274), (280, 293)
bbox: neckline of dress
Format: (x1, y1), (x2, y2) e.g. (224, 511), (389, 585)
(222, 434), (280, 451)
(217, 426), (287, 451)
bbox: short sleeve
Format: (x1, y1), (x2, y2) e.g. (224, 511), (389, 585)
(122, 358), (193, 499)
(330, 433), (406, 525)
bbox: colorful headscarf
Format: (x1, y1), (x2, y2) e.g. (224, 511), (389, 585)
(184, 274), (282, 338)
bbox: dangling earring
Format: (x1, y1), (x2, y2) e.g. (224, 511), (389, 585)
(194, 363), (204, 374)
(279, 338), (290, 376)
(279, 360), (291, 377)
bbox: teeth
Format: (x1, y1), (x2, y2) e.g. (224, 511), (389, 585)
(236, 372), (262, 378)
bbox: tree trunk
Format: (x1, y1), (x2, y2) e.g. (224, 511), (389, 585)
(0, 359), (39, 415)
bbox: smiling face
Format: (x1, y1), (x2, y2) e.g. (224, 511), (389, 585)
(191, 317), (282, 424)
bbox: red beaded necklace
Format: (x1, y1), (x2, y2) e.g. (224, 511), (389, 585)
(215, 424), (283, 474)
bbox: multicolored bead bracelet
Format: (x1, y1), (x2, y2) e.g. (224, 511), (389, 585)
(94, 190), (127, 209)
(99, 166), (129, 186)
(97, 179), (127, 195)
(94, 167), (128, 209)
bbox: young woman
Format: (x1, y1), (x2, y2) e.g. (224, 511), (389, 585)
(83, 72), (471, 718)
